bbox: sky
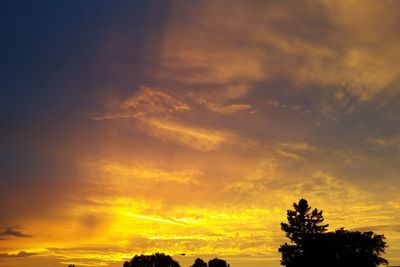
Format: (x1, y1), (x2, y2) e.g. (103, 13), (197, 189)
(1, 0), (400, 266)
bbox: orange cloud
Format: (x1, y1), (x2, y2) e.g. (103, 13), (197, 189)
(101, 161), (200, 184)
(122, 86), (190, 114)
(157, 0), (400, 101)
(143, 118), (232, 152)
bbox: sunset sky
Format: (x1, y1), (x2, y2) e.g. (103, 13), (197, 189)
(1, 1), (400, 266)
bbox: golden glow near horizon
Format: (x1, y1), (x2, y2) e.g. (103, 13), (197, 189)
(1, 1), (400, 267)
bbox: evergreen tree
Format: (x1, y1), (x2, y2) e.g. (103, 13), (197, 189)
(280, 198), (328, 245)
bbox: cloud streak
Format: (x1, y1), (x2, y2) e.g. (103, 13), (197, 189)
(143, 118), (232, 152)
(0, 251), (37, 258)
(0, 227), (31, 240)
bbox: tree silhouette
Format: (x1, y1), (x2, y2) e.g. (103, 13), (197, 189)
(208, 258), (229, 267)
(191, 258), (207, 267)
(300, 229), (388, 267)
(279, 199), (388, 267)
(123, 253), (180, 267)
(281, 198), (328, 245)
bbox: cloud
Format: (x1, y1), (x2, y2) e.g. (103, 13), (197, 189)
(274, 142), (315, 160)
(160, 45), (267, 86)
(208, 103), (253, 115)
(157, 0), (400, 102)
(0, 251), (37, 258)
(276, 150), (302, 160)
(278, 142), (315, 152)
(95, 85), (255, 121)
(142, 118), (232, 152)
(266, 101), (305, 113)
(122, 86), (190, 113)
(195, 97), (253, 115)
(91, 86), (239, 151)
(184, 87), (256, 115)
(91, 112), (145, 121)
(369, 135), (400, 148)
(0, 227), (31, 240)
(92, 86), (190, 120)
(46, 247), (126, 267)
(100, 161), (201, 184)
(352, 225), (400, 233)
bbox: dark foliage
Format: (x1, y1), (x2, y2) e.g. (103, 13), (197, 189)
(281, 198), (328, 245)
(279, 199), (388, 267)
(191, 258), (207, 267)
(309, 229), (387, 267)
(123, 253), (180, 267)
(208, 258), (230, 267)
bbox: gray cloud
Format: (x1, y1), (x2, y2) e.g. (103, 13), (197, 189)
(0, 227), (31, 240)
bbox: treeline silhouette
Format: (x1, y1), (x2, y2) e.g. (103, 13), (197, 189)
(68, 199), (389, 267)
(122, 253), (229, 267)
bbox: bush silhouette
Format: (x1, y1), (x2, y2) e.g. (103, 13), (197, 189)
(208, 258), (230, 267)
(123, 253), (180, 267)
(191, 258), (207, 267)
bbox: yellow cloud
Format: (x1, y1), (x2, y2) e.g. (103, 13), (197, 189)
(143, 118), (232, 152)
(101, 161), (200, 184)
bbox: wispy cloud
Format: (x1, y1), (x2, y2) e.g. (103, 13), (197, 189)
(193, 97), (253, 115)
(91, 87), (238, 151)
(274, 142), (315, 160)
(0, 227), (31, 240)
(91, 112), (145, 121)
(352, 224), (400, 233)
(122, 86), (190, 114)
(92, 86), (191, 120)
(0, 251), (37, 258)
(143, 118), (232, 152)
(369, 135), (400, 148)
(100, 161), (200, 184)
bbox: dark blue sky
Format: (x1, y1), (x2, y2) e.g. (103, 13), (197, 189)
(0, 0), (172, 123)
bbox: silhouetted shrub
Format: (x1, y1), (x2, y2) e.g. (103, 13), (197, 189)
(124, 253), (180, 267)
(191, 258), (207, 267)
(208, 258), (229, 267)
